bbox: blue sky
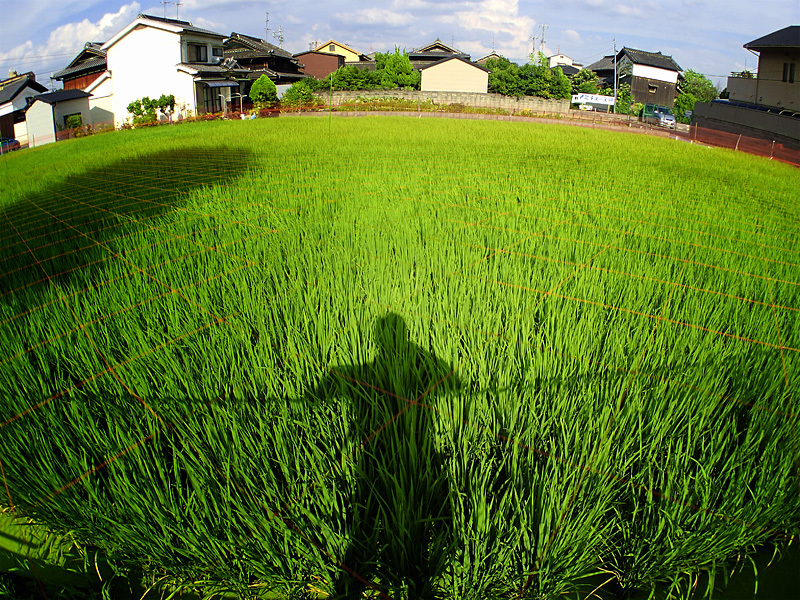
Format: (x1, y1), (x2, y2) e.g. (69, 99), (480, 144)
(1, 0), (797, 89)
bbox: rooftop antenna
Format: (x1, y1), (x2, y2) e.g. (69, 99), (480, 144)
(309, 41), (317, 51)
(265, 12), (270, 41)
(175, 1), (182, 20)
(273, 25), (284, 48)
(492, 35), (495, 51)
(161, 0), (171, 18)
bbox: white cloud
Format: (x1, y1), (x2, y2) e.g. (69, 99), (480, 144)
(0, 3), (140, 79)
(341, 8), (416, 27)
(437, 0), (537, 59)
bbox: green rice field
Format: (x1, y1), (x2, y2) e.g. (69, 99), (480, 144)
(0, 116), (798, 599)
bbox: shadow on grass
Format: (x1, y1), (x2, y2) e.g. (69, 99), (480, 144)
(0, 146), (252, 312)
(311, 312), (460, 600)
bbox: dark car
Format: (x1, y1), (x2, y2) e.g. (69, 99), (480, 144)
(0, 138), (21, 153)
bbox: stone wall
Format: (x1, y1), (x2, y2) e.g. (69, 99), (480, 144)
(314, 89), (570, 114)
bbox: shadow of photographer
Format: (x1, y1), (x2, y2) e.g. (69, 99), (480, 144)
(312, 312), (460, 599)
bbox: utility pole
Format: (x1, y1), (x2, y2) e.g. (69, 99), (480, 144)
(540, 24), (548, 55)
(613, 36), (617, 114)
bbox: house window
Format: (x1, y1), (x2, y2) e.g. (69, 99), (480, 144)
(64, 113), (83, 129)
(212, 47), (224, 57)
(188, 44), (208, 62)
(783, 63), (796, 83)
(648, 84), (658, 94)
(329, 44), (335, 52)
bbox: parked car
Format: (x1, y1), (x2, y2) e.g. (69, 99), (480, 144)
(641, 104), (676, 129)
(0, 137), (21, 153)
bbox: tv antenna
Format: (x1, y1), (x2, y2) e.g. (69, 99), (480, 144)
(273, 25), (284, 48)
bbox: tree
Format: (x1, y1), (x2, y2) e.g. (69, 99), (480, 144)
(375, 49), (420, 89)
(673, 92), (698, 124)
(486, 57), (523, 96)
(680, 69), (717, 103)
(319, 65), (379, 91)
(249, 74), (278, 106)
(570, 69), (601, 95)
(549, 67), (572, 99)
(281, 79), (323, 107)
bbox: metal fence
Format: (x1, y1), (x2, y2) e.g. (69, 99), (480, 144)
(676, 124), (800, 167)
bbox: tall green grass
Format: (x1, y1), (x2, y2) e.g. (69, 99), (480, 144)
(0, 117), (798, 599)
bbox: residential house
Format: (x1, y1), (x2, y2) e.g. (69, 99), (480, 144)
(25, 89), (91, 147)
(224, 32), (306, 93)
(420, 57), (489, 93)
(587, 47), (682, 106)
(0, 71), (48, 142)
(97, 13), (248, 126)
(52, 42), (107, 90)
(727, 25), (799, 109)
(475, 52), (504, 66)
(313, 40), (368, 63)
(694, 26), (799, 145)
(408, 39), (470, 70)
(293, 51), (344, 80)
(549, 53), (581, 77)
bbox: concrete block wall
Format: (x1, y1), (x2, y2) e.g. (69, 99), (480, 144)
(315, 89), (570, 114)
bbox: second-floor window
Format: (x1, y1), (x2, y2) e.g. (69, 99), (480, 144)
(212, 47), (224, 58)
(189, 44), (208, 62)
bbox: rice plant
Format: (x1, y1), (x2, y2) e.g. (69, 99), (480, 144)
(0, 117), (797, 599)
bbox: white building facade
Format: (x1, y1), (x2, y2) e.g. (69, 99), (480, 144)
(99, 14), (245, 127)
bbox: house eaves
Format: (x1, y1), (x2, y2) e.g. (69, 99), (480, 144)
(418, 56), (489, 72)
(620, 47), (682, 72)
(0, 72), (48, 106)
(103, 14), (225, 51)
(52, 56), (107, 80)
(744, 25), (800, 50)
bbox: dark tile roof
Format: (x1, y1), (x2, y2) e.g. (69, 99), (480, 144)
(177, 62), (250, 76)
(138, 13), (222, 37)
(33, 89), (91, 104)
(585, 55), (615, 73)
(620, 47), (682, 72)
(410, 38), (469, 60)
(53, 56), (107, 80)
(587, 48), (681, 73)
(745, 26), (800, 50)
(226, 32), (294, 60)
(557, 65), (581, 77)
(0, 72), (48, 105)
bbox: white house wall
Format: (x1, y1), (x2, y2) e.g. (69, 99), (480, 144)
(632, 64), (677, 84)
(25, 100), (56, 147)
(107, 26), (194, 126)
(0, 87), (41, 117)
(53, 97), (91, 129)
(421, 60), (488, 93)
(86, 76), (115, 126)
